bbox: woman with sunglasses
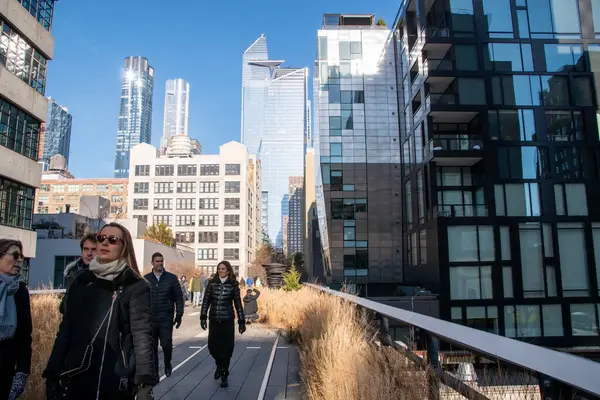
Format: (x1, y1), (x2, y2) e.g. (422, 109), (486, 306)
(44, 223), (157, 400)
(0, 239), (31, 400)
(200, 260), (245, 388)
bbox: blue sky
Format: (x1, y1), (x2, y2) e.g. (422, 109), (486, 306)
(47, 0), (399, 178)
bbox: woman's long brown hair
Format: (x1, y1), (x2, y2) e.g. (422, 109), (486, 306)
(217, 260), (237, 281)
(99, 222), (141, 278)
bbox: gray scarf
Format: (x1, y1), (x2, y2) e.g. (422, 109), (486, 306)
(0, 274), (20, 341)
(88, 258), (128, 281)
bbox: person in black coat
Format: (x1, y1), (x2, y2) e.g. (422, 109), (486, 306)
(44, 223), (157, 400)
(0, 239), (32, 400)
(200, 261), (245, 388)
(243, 288), (260, 324)
(144, 252), (184, 377)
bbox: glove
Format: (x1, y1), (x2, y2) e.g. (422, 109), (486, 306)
(137, 384), (154, 400)
(173, 315), (182, 329)
(45, 378), (61, 400)
(9, 372), (27, 400)
(200, 319), (207, 330)
(239, 322), (246, 335)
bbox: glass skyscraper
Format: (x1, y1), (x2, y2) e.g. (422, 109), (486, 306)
(161, 78), (190, 151)
(114, 56), (154, 178)
(241, 35), (308, 245)
(40, 97), (72, 168)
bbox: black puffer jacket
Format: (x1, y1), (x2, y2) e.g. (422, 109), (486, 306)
(200, 275), (244, 322)
(144, 270), (183, 327)
(43, 268), (157, 396)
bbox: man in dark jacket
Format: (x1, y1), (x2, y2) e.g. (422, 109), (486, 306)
(144, 252), (183, 378)
(59, 233), (97, 314)
(243, 288), (260, 324)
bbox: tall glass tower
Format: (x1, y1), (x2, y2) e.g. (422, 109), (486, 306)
(161, 78), (190, 151)
(242, 36), (308, 246)
(114, 56), (154, 178)
(40, 97), (72, 168)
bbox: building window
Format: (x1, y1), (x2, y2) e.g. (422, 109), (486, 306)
(417, 171), (425, 223)
(554, 183), (587, 216)
(198, 215), (218, 227)
(197, 248), (218, 260)
(225, 164), (241, 175)
(67, 184), (79, 193)
(175, 215), (195, 227)
(498, 147), (549, 179)
(112, 184), (124, 191)
(53, 255), (78, 288)
(200, 164), (219, 175)
(484, 43), (533, 70)
(135, 165), (150, 176)
(450, 266), (493, 300)
(153, 215), (171, 226)
(17, 0), (54, 30)
(482, 0), (514, 37)
(224, 198), (240, 210)
(545, 111), (583, 141)
(570, 304), (600, 336)
(504, 304), (563, 338)
(133, 215), (148, 223)
(155, 165), (174, 176)
(111, 195), (122, 203)
(405, 181), (412, 228)
(224, 215), (240, 226)
(343, 249), (368, 271)
(134, 182), (148, 194)
(199, 182), (218, 193)
(0, 177), (34, 229)
(177, 164), (197, 176)
(133, 199), (148, 210)
(198, 232), (219, 243)
(544, 44), (585, 72)
(488, 109), (536, 141)
(53, 185), (64, 192)
(199, 198), (218, 210)
(448, 226), (494, 262)
(527, 0), (581, 38)
(81, 184), (94, 192)
(225, 181), (240, 193)
(154, 182), (173, 194)
(176, 198), (195, 210)
(96, 184), (108, 193)
(177, 182), (196, 193)
(495, 183), (541, 217)
(175, 232), (195, 244)
(153, 198), (172, 210)
(519, 223), (555, 298)
(224, 248), (239, 260)
(558, 223), (589, 297)
(419, 230), (427, 264)
(330, 198), (367, 220)
(39, 184), (49, 192)
(0, 19), (48, 94)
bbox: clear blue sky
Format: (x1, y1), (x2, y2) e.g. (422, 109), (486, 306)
(46, 0), (399, 178)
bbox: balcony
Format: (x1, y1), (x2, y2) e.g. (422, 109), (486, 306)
(424, 93), (481, 124)
(436, 204), (488, 218)
(424, 137), (483, 166)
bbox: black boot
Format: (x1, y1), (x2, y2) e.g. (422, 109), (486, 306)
(165, 361), (172, 377)
(220, 370), (229, 388)
(214, 367), (221, 380)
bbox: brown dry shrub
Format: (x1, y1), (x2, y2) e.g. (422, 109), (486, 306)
(167, 262), (197, 281)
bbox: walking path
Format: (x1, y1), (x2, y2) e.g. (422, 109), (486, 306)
(153, 306), (303, 400)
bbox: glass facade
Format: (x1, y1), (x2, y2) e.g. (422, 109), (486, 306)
(395, 0), (600, 347)
(0, 176), (35, 230)
(241, 35), (308, 245)
(160, 78), (189, 150)
(0, 98), (42, 161)
(114, 56), (154, 178)
(40, 97), (72, 166)
(17, 0), (54, 30)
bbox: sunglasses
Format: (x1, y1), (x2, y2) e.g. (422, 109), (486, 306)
(96, 234), (123, 245)
(2, 251), (22, 261)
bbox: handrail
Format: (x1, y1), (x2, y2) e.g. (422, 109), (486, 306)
(29, 288), (66, 295)
(305, 283), (600, 398)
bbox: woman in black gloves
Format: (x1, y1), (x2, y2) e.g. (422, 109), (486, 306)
(44, 223), (157, 399)
(200, 261), (245, 388)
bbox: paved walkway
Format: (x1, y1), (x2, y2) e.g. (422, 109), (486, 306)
(153, 306), (303, 400)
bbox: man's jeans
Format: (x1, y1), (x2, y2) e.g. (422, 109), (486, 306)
(193, 291), (202, 307)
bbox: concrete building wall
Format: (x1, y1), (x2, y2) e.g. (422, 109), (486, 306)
(133, 238), (194, 275)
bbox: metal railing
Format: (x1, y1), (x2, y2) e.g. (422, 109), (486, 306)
(29, 288), (65, 295)
(306, 283), (600, 400)
(427, 137), (483, 153)
(436, 204), (488, 217)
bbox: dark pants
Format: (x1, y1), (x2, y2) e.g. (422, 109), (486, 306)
(153, 323), (173, 371)
(246, 313), (259, 323)
(208, 319), (235, 375)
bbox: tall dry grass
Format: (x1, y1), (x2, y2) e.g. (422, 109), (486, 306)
(258, 287), (428, 400)
(24, 292), (62, 399)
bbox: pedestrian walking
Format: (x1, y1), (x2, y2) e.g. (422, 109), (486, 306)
(189, 272), (204, 308)
(243, 288), (260, 324)
(43, 223), (156, 400)
(144, 253), (184, 378)
(0, 240), (32, 400)
(246, 276), (253, 288)
(179, 275), (189, 302)
(240, 277), (246, 289)
(200, 261), (245, 388)
(60, 234), (97, 314)
(255, 277), (262, 288)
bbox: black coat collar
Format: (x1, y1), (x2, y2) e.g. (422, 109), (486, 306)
(210, 275), (237, 285)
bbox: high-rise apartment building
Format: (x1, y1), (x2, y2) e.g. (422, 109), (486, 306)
(114, 56), (154, 178)
(288, 183), (304, 255)
(314, 14), (402, 292)
(0, 1), (57, 269)
(161, 79), (190, 151)
(128, 139), (261, 278)
(241, 35), (308, 246)
(39, 97), (72, 168)
(394, 0), (600, 347)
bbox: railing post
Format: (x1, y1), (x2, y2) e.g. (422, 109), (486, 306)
(378, 314), (392, 347)
(539, 374), (573, 400)
(427, 334), (440, 400)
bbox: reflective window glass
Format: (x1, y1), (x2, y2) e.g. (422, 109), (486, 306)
(454, 45), (478, 70)
(558, 224), (590, 297)
(498, 147), (549, 179)
(545, 111), (583, 141)
(488, 109), (535, 141)
(482, 0), (514, 37)
(544, 44), (585, 72)
(573, 77), (593, 106)
(540, 75), (569, 106)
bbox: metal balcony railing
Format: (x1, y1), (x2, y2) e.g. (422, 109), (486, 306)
(306, 283), (600, 400)
(424, 58), (453, 72)
(427, 137), (483, 153)
(436, 204), (488, 217)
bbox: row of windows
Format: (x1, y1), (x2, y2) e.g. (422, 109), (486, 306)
(134, 164), (241, 177)
(0, 176), (34, 229)
(133, 181), (240, 194)
(17, 0), (54, 30)
(197, 248), (239, 261)
(330, 198), (368, 220)
(143, 213), (240, 227)
(0, 99), (41, 161)
(132, 197), (245, 211)
(40, 183), (125, 193)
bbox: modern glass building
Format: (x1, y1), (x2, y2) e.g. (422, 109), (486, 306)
(161, 78), (190, 151)
(394, 0), (600, 348)
(314, 14), (402, 293)
(114, 56), (154, 178)
(241, 36), (308, 245)
(39, 97), (72, 168)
